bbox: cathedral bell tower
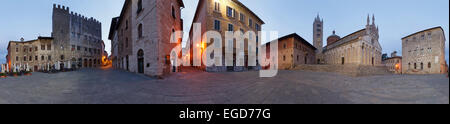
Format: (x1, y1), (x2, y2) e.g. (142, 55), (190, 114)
(313, 14), (324, 64)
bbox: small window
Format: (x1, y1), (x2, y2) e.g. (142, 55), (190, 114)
(214, 20), (221, 30)
(16, 56), (19, 61)
(35, 56), (38, 61)
(24, 56), (27, 61)
(138, 24), (143, 38)
(420, 63), (423, 70)
(214, 2), (220, 11)
(125, 20), (128, 30)
(41, 56), (44, 61)
(226, 6), (233, 17)
(240, 13), (245, 22)
(29, 56), (32, 61)
(47, 44), (51, 50)
(428, 62), (431, 68)
(41, 45), (45, 50)
(126, 38), (129, 48)
(249, 19), (253, 28)
(228, 24), (234, 31)
(137, 0), (143, 14)
(255, 24), (260, 31)
(48, 56), (52, 61)
(171, 6), (176, 19)
(283, 56), (286, 61)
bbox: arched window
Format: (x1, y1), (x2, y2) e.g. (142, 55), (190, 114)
(138, 24), (143, 38)
(41, 56), (44, 61)
(428, 62), (431, 68)
(408, 63), (411, 69)
(414, 63), (417, 69)
(420, 63), (423, 70)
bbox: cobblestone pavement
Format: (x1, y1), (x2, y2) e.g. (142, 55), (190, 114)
(0, 68), (448, 104)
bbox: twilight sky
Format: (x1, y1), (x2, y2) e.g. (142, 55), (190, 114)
(0, 0), (448, 64)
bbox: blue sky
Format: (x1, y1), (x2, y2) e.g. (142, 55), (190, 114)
(0, 0), (449, 64)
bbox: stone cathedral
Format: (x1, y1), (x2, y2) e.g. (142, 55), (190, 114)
(314, 14), (382, 66)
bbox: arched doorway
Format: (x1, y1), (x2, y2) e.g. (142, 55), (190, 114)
(137, 49), (144, 73)
(84, 59), (88, 68)
(60, 62), (65, 70)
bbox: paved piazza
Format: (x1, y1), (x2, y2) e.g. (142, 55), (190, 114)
(0, 68), (448, 104)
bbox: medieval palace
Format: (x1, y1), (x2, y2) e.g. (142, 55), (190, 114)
(6, 4), (105, 72)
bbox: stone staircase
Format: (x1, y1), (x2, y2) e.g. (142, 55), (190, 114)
(293, 64), (392, 77)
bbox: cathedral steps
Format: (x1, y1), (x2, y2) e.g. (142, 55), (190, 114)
(293, 64), (392, 77)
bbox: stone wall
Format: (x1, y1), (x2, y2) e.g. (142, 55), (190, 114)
(8, 38), (56, 71)
(52, 4), (103, 69)
(402, 27), (446, 74)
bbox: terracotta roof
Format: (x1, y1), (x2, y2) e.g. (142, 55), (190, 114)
(266, 33), (317, 50)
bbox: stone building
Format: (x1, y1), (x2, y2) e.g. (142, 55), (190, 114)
(402, 26), (447, 74)
(5, 4), (104, 72)
(7, 37), (55, 71)
(263, 33), (316, 70)
(109, 0), (184, 77)
(188, 0), (265, 72)
(109, 17), (120, 69)
(383, 51), (402, 74)
(316, 15), (382, 66)
(52, 4), (104, 69)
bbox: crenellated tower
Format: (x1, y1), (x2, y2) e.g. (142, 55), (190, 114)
(52, 4), (71, 51)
